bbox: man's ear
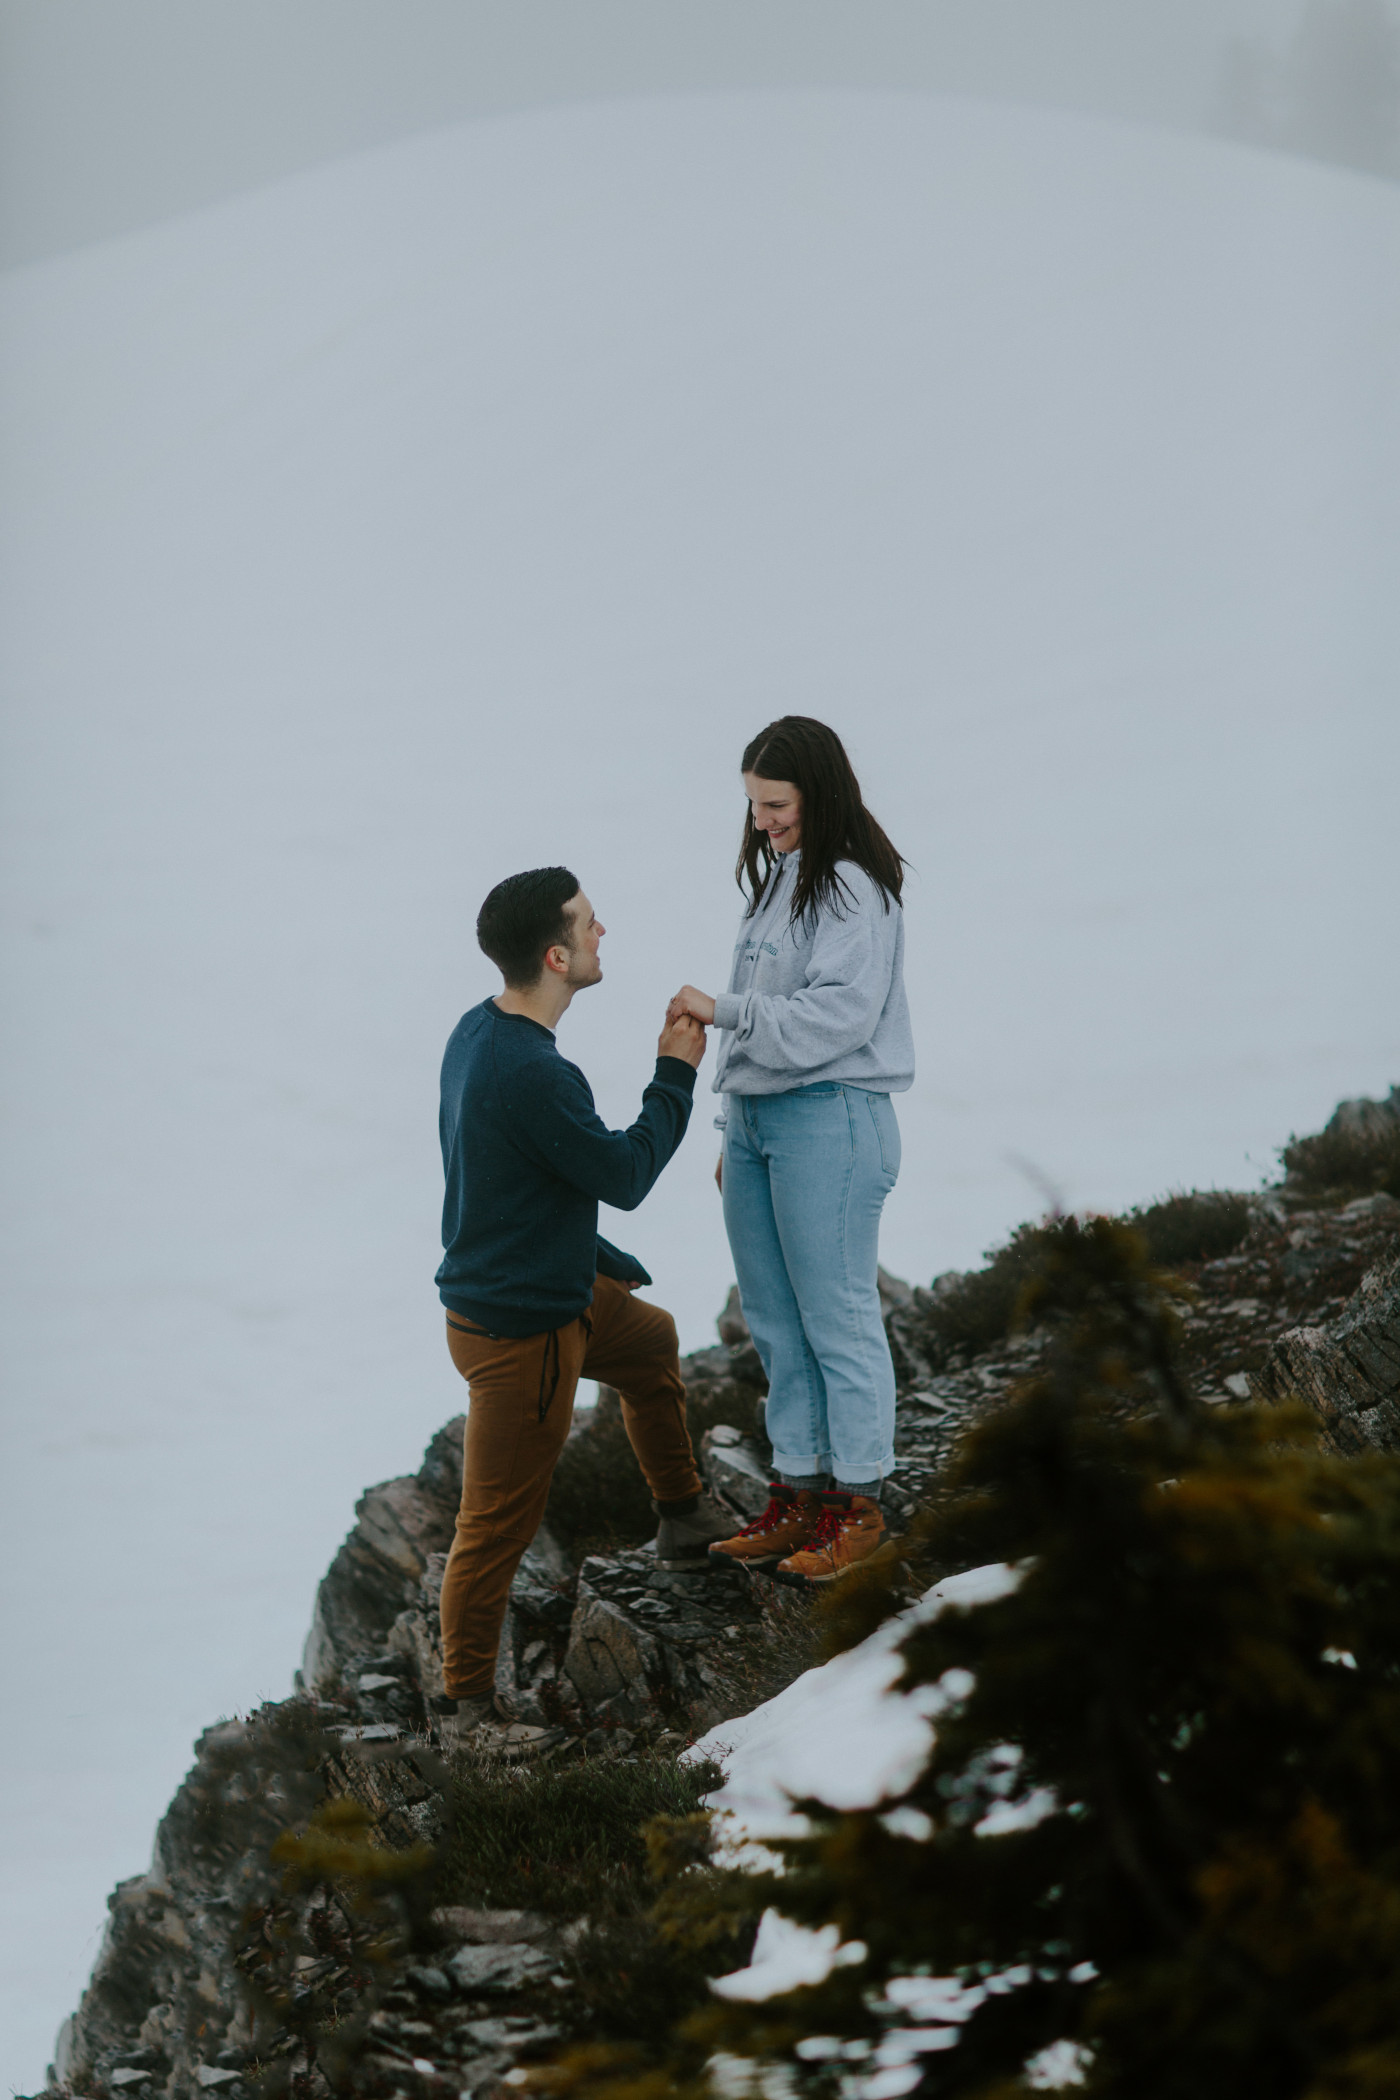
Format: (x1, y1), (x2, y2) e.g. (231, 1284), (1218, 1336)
(542, 943), (569, 978)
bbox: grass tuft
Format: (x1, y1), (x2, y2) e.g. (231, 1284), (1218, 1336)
(684, 1584), (818, 1726)
(436, 1745), (753, 2060)
(437, 1745), (723, 1919)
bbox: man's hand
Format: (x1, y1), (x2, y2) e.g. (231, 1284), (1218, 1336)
(658, 1011), (707, 1069)
(714, 1154), (723, 1194)
(667, 985), (717, 1026)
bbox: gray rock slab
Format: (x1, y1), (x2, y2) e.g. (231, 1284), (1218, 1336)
(716, 1284), (751, 1346)
(432, 1906), (553, 1944)
(302, 1422), (464, 1690)
(1256, 1255), (1400, 1455)
(701, 1426), (772, 1517)
(560, 1544), (761, 1726)
(445, 1942), (557, 1993)
(563, 1590), (663, 1709)
(462, 2016), (564, 2049)
(406, 1963), (452, 1998)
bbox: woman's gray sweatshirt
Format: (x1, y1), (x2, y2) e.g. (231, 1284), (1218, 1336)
(711, 855), (914, 1126)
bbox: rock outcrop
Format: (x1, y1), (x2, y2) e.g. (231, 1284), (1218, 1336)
(1255, 1239), (1400, 1454)
(48, 1703), (581, 2100)
(561, 1549), (759, 1727)
(300, 1421), (464, 1697)
(39, 1141), (1400, 2097)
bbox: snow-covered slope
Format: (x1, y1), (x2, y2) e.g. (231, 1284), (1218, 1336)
(2, 90), (1398, 2084)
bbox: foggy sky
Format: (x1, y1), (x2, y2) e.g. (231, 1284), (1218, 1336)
(0, 0), (1359, 270)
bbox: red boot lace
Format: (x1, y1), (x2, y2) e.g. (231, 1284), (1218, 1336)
(738, 1495), (794, 1538)
(803, 1508), (847, 1552)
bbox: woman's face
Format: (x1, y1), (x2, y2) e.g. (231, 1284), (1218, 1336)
(744, 772), (803, 854)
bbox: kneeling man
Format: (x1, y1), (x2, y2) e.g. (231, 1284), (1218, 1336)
(434, 866), (732, 1744)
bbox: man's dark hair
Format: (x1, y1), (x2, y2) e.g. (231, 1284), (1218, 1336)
(476, 867), (580, 988)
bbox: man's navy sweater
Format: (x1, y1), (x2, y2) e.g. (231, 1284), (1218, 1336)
(436, 998), (697, 1337)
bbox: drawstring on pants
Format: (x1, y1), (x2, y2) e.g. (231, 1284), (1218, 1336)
(537, 1327), (562, 1422)
(448, 1308), (584, 1425)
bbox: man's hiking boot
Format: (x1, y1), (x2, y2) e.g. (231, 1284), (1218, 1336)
(428, 1691), (557, 1758)
(653, 1492), (745, 1571)
(707, 1483), (823, 1569)
(775, 1492), (887, 1586)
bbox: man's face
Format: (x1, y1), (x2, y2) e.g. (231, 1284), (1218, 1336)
(551, 890), (605, 989)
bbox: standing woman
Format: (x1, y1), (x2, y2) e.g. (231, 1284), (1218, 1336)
(668, 716), (913, 1583)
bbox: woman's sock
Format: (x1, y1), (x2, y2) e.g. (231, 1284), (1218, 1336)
(834, 1479), (882, 1502)
(779, 1471), (830, 1492)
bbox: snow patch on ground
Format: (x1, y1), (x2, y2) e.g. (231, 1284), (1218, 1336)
(687, 1563), (1020, 1857)
(711, 1911), (869, 2003)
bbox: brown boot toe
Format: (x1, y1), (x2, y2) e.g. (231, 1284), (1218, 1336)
(775, 1493), (886, 1586)
(708, 1484), (824, 1566)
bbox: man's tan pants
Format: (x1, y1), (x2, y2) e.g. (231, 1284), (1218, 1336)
(439, 1275), (703, 1699)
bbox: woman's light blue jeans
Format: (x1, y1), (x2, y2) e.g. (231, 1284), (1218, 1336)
(722, 1083), (901, 1485)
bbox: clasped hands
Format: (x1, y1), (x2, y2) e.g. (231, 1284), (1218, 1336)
(656, 984), (716, 1070)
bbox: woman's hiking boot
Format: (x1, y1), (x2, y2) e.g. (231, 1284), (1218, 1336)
(707, 1483), (824, 1569)
(653, 1491), (748, 1571)
(775, 1492), (886, 1585)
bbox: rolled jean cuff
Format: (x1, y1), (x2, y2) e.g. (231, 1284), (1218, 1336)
(831, 1453), (898, 1482)
(770, 1445), (832, 1478)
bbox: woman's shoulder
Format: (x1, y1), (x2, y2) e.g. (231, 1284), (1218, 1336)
(830, 859), (901, 914)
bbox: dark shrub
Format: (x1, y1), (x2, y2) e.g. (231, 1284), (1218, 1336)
(914, 1192), (1255, 1369)
(1281, 1091), (1400, 1198)
(1125, 1189), (1252, 1266)
(544, 1390), (659, 1561)
(919, 1221), (1058, 1360)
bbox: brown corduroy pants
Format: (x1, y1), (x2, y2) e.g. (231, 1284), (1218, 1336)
(439, 1275), (703, 1698)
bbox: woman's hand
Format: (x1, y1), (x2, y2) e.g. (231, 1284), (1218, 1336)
(714, 1154), (723, 1194)
(658, 1012), (708, 1068)
(667, 984), (716, 1026)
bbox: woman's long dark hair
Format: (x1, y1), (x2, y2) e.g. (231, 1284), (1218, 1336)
(737, 716), (906, 924)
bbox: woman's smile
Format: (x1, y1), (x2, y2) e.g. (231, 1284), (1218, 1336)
(743, 770), (803, 854)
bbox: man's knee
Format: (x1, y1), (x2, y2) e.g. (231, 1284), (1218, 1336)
(600, 1287), (680, 1359)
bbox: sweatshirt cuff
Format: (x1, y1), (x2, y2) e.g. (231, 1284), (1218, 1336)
(712, 993), (743, 1032)
(653, 1056), (698, 1093)
(596, 1235), (652, 1288)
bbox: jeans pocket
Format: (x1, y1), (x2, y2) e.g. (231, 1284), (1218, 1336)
(868, 1093), (900, 1183)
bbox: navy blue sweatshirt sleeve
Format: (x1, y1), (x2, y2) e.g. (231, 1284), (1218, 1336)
(595, 1236), (652, 1287)
(501, 1054), (697, 1212)
(436, 1004), (695, 1335)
